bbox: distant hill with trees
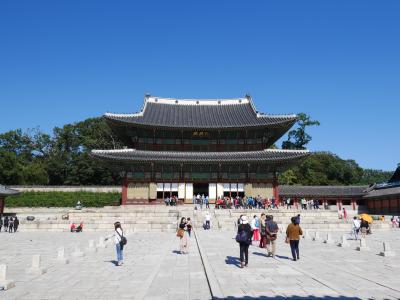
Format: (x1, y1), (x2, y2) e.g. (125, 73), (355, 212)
(0, 115), (393, 186)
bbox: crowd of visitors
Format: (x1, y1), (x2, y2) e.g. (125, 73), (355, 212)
(0, 215), (19, 233)
(187, 195), (324, 210)
(164, 195), (178, 206)
(235, 213), (303, 267)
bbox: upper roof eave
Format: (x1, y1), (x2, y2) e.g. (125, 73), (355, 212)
(103, 95), (298, 129)
(90, 148), (310, 163)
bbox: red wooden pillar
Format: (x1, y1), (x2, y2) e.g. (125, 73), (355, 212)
(121, 178), (128, 205)
(272, 178), (279, 205)
(0, 197), (5, 215)
(351, 197), (356, 210)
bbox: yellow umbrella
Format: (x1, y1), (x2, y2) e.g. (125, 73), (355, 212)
(359, 213), (373, 223)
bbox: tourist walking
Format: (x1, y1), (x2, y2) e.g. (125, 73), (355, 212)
(105, 222), (126, 266)
(360, 218), (369, 238)
(204, 212), (211, 230)
(8, 217), (14, 233)
(343, 208), (348, 223)
(286, 198), (291, 209)
(0, 216), (3, 232)
(179, 217), (189, 254)
(259, 213), (267, 248)
(13, 217), (19, 232)
(286, 217), (303, 261)
(352, 216), (360, 240)
(265, 215), (278, 258)
(4, 216), (9, 232)
(236, 216), (253, 268)
(205, 196), (210, 209)
(187, 218), (192, 237)
(251, 215), (260, 242)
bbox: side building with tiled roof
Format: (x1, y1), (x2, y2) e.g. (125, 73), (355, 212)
(92, 94), (310, 204)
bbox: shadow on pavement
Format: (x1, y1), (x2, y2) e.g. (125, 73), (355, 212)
(275, 254), (290, 260)
(225, 256), (241, 268)
(214, 296), (360, 300)
(104, 260), (118, 266)
(252, 251), (269, 258)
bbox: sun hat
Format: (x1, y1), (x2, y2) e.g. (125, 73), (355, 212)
(240, 215), (249, 224)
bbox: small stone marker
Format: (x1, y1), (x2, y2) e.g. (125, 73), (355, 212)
(312, 231), (320, 241)
(71, 245), (85, 257)
(380, 242), (396, 257)
(303, 230), (311, 240)
(26, 255), (47, 275)
(86, 240), (97, 252)
(356, 238), (369, 251)
(0, 264), (15, 290)
(323, 233), (334, 244)
(56, 247), (69, 264)
(339, 234), (349, 247)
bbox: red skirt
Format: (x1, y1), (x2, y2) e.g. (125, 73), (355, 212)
(253, 229), (260, 241)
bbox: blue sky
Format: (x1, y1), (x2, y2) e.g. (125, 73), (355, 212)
(0, 1), (399, 171)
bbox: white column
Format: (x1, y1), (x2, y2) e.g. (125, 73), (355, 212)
(209, 183), (217, 200)
(217, 183), (224, 198)
(178, 183), (185, 199)
(185, 183), (193, 201)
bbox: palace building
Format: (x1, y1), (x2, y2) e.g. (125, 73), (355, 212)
(91, 95), (310, 205)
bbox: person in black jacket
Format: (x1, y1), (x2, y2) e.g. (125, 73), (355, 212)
(237, 215), (253, 268)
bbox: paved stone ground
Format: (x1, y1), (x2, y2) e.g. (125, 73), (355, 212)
(0, 229), (399, 299)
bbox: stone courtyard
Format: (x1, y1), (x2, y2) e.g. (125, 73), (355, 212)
(1, 227), (399, 299)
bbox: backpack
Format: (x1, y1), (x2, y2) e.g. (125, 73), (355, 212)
(117, 229), (127, 245)
(255, 219), (260, 228)
(235, 230), (249, 243)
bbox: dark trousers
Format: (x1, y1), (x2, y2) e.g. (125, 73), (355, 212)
(205, 220), (210, 229)
(239, 243), (249, 263)
(289, 240), (300, 260)
(259, 235), (267, 248)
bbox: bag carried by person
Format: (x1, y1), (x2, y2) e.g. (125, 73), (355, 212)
(116, 229), (127, 245)
(268, 233), (278, 241)
(235, 230), (249, 244)
(177, 228), (185, 238)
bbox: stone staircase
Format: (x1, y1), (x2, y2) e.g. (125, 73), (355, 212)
(7, 206), (391, 232)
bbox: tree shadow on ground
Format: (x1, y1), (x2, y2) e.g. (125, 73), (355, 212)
(214, 296), (360, 300)
(225, 256), (241, 268)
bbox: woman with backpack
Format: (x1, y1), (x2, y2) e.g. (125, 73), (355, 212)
(105, 222), (126, 266)
(236, 216), (253, 268)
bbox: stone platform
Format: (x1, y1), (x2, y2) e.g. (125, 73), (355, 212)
(5, 206), (390, 232)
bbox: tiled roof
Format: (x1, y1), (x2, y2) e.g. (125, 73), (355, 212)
(279, 185), (367, 197)
(0, 185), (20, 197)
(104, 96), (297, 129)
(91, 148), (310, 163)
(363, 186), (400, 198)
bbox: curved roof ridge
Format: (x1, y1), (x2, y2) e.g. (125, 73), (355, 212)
(146, 96), (249, 106)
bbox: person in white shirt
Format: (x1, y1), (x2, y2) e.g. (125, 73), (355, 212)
(352, 217), (360, 240)
(204, 212), (211, 230)
(105, 222), (125, 266)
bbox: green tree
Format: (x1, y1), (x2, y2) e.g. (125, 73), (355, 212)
(282, 113), (320, 149)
